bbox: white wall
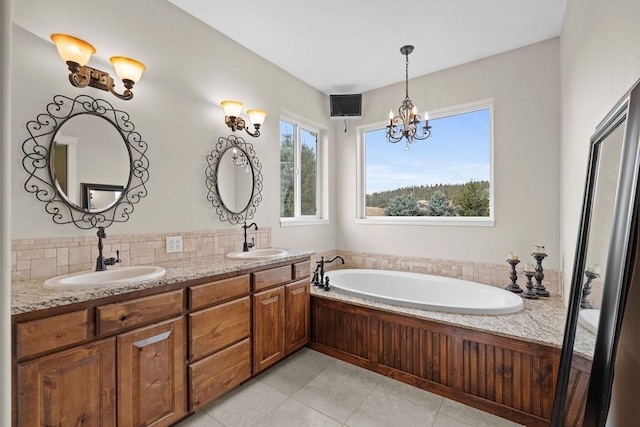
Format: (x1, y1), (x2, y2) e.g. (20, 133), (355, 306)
(1, 1), (11, 424)
(335, 39), (562, 269)
(560, 0), (640, 423)
(10, 0), (337, 254)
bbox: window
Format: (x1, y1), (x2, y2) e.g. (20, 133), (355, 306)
(280, 117), (321, 220)
(359, 102), (493, 225)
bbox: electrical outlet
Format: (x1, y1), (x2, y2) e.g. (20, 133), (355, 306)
(166, 236), (183, 253)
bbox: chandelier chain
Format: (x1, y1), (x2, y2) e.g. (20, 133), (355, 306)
(405, 51), (410, 100)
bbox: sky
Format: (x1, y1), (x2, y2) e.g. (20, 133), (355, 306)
(365, 108), (491, 194)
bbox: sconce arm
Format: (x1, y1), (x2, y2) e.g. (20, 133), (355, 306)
(65, 62), (134, 100)
(244, 125), (261, 138)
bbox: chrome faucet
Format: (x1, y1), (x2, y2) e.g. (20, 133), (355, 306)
(242, 221), (258, 252)
(95, 226), (121, 271)
(312, 255), (345, 290)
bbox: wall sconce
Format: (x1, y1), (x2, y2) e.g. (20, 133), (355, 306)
(50, 33), (145, 101)
(220, 100), (267, 138)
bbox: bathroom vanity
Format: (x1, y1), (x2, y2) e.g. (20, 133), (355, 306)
(11, 253), (311, 426)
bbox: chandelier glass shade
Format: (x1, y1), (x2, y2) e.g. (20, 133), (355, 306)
(386, 45), (431, 149)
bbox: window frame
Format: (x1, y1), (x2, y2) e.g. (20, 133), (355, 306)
(356, 99), (495, 226)
(279, 115), (328, 226)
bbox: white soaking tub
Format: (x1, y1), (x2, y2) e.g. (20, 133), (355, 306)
(324, 269), (524, 315)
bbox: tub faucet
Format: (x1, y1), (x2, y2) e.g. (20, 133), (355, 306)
(242, 221), (258, 252)
(312, 255), (345, 287)
(95, 227), (121, 271)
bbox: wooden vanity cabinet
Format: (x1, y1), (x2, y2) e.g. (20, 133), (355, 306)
(187, 275), (252, 411)
(17, 338), (117, 427)
(12, 256), (311, 426)
(252, 263), (311, 373)
(253, 286), (286, 372)
(117, 316), (185, 427)
(285, 279), (311, 354)
(15, 290), (186, 427)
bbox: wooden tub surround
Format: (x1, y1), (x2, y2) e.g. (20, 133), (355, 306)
(310, 295), (592, 427)
(11, 255), (311, 427)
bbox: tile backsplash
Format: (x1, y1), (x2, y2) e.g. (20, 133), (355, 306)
(11, 227), (271, 282)
(13, 233), (561, 297)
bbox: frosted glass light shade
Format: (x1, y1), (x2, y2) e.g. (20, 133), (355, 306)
(110, 56), (146, 83)
(50, 33), (96, 66)
(247, 109), (268, 126)
(221, 100), (243, 117)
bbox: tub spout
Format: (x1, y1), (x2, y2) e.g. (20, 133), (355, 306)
(328, 255), (345, 264)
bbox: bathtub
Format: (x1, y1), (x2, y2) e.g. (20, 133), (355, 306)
(324, 269), (524, 315)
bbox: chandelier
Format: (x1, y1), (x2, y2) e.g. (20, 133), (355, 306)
(387, 45), (431, 149)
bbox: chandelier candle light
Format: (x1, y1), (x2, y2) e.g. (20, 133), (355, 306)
(387, 45), (432, 150)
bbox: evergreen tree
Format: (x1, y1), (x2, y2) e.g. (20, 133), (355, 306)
(384, 195), (425, 216)
(280, 134), (295, 217)
(300, 141), (317, 215)
(280, 134), (318, 217)
(424, 191), (458, 216)
(454, 181), (490, 216)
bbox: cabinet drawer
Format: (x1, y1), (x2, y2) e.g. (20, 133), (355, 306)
(16, 309), (90, 359)
(97, 290), (183, 336)
(189, 297), (250, 361)
(293, 261), (310, 280)
(188, 275), (250, 310)
(253, 265), (291, 292)
(189, 338), (251, 411)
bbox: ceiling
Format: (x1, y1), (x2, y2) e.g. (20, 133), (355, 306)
(168, 0), (566, 95)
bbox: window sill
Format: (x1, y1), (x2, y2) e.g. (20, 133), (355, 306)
(355, 217), (495, 227)
(280, 218), (330, 227)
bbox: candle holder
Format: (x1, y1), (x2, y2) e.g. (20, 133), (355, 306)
(532, 252), (550, 297)
(505, 259), (523, 293)
(581, 270), (600, 309)
(522, 269), (539, 299)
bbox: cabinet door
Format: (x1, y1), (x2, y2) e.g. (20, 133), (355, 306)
(285, 279), (310, 354)
(17, 338), (116, 427)
(253, 286), (285, 373)
(117, 316), (186, 427)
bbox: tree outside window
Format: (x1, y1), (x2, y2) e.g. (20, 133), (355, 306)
(280, 118), (319, 219)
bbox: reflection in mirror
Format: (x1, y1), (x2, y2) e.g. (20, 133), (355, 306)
(51, 114), (130, 211)
(578, 122), (624, 339)
(205, 134), (263, 224)
(22, 94), (149, 229)
(218, 148), (254, 214)
(81, 183), (125, 212)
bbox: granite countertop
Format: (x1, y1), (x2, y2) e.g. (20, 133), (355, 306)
(310, 285), (596, 360)
(11, 250), (314, 315)
(13, 252), (594, 360)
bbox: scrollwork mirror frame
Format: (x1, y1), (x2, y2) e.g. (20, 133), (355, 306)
(21, 94), (149, 229)
(205, 134), (263, 224)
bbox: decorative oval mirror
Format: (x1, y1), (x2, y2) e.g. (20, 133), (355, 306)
(22, 94), (149, 229)
(205, 135), (262, 224)
(50, 114), (131, 212)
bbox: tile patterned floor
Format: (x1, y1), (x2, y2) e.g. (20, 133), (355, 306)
(175, 348), (523, 427)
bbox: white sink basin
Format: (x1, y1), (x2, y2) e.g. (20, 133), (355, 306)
(226, 248), (288, 260)
(43, 266), (166, 290)
(578, 309), (600, 334)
